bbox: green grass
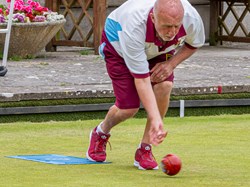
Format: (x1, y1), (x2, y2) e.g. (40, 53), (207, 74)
(0, 53), (35, 61)
(0, 114), (250, 187)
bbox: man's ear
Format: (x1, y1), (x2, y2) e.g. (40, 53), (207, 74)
(150, 13), (155, 24)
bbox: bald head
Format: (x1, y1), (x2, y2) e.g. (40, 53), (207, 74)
(154, 0), (184, 20)
(151, 0), (184, 41)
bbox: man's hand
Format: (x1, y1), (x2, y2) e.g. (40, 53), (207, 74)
(150, 61), (174, 83)
(149, 122), (168, 146)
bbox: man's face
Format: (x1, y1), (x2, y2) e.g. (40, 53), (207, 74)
(151, 12), (183, 41)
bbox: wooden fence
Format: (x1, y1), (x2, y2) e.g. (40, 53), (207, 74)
(210, 0), (250, 45)
(45, 0), (250, 54)
(45, 0), (106, 54)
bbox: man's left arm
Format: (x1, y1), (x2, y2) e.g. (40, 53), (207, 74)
(150, 44), (198, 83)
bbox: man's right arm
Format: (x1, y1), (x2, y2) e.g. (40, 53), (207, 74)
(134, 77), (167, 145)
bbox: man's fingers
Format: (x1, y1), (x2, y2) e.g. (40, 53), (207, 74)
(150, 63), (161, 73)
(161, 130), (168, 138)
(149, 128), (158, 145)
(150, 63), (164, 82)
(157, 130), (167, 142)
(150, 130), (168, 146)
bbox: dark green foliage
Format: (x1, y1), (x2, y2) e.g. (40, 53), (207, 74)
(0, 93), (249, 123)
(1, 106), (250, 123)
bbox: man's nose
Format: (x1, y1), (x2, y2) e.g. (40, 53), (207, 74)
(169, 26), (176, 36)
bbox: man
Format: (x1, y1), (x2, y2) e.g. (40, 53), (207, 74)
(86, 0), (205, 170)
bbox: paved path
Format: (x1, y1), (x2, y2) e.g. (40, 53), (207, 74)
(0, 45), (250, 102)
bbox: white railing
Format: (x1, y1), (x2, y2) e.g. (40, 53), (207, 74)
(0, 0), (15, 76)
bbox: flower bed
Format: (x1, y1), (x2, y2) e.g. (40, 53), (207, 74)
(0, 0), (64, 23)
(0, 0), (66, 57)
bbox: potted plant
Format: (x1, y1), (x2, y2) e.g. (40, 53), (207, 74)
(0, 0), (66, 58)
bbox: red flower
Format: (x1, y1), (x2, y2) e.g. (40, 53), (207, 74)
(25, 12), (35, 21)
(34, 6), (45, 13)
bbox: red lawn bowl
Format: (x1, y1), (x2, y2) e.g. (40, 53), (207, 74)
(161, 154), (182, 176)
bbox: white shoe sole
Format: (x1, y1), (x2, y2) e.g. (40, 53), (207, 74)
(134, 160), (159, 170)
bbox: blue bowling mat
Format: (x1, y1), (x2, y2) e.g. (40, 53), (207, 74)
(6, 154), (111, 165)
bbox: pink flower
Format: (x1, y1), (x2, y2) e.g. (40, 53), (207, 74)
(0, 14), (5, 23)
(29, 1), (40, 8)
(35, 6), (47, 12)
(33, 15), (46, 22)
(2, 0), (63, 23)
(23, 5), (32, 14)
(14, 4), (24, 12)
(13, 13), (25, 22)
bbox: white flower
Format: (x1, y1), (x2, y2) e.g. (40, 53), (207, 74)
(45, 12), (64, 22)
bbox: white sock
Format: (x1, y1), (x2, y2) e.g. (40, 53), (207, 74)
(96, 122), (105, 134)
(138, 142), (151, 148)
(96, 122), (110, 135)
(138, 143), (141, 148)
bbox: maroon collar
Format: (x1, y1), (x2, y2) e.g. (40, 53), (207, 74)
(146, 9), (161, 45)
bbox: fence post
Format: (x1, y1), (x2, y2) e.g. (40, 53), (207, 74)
(93, 0), (107, 55)
(209, 0), (220, 46)
(45, 0), (59, 52)
(180, 100), (185, 118)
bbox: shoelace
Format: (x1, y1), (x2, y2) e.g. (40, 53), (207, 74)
(142, 149), (156, 161)
(96, 137), (112, 152)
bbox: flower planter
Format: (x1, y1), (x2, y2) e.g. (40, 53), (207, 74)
(0, 19), (66, 58)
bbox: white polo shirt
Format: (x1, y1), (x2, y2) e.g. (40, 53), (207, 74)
(103, 0), (205, 76)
